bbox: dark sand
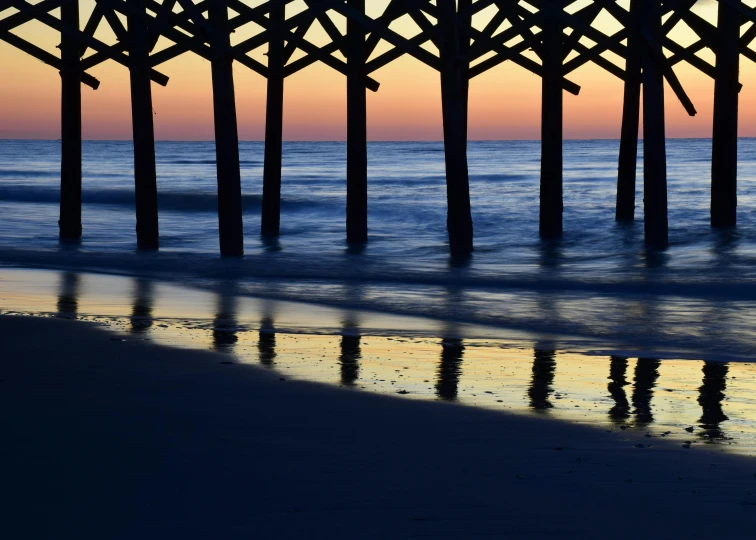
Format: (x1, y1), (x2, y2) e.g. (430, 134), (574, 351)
(2, 315), (755, 539)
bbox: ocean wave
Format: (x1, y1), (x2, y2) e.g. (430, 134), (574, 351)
(0, 186), (315, 213)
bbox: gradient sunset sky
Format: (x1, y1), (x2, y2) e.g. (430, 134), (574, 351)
(1, 0), (754, 141)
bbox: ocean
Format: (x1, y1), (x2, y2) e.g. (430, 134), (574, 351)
(2, 138), (756, 359)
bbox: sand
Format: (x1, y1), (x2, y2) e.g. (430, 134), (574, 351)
(1, 314), (755, 539)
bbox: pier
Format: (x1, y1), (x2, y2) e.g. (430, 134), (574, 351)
(1, 0), (751, 254)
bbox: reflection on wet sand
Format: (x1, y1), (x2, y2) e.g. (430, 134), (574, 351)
(258, 316), (276, 367)
(436, 338), (464, 401)
(632, 358), (661, 426)
(130, 279), (154, 334)
(698, 361), (729, 442)
(56, 272), (80, 318)
(339, 334), (361, 386)
(213, 294), (239, 353)
(8, 268), (756, 454)
(608, 356), (631, 424)
(528, 348), (556, 411)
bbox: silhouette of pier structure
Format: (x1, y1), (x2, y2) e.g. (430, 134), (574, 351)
(2, 0), (751, 253)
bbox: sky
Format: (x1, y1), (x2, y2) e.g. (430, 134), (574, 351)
(1, 0), (755, 141)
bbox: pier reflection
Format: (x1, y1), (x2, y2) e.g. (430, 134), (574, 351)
(56, 272), (80, 318)
(258, 315), (276, 367)
(632, 358), (660, 426)
(339, 313), (361, 386)
(213, 293), (239, 353)
(130, 279), (154, 334)
(436, 338), (464, 401)
(528, 348), (556, 411)
(607, 356), (631, 423)
(698, 361), (729, 442)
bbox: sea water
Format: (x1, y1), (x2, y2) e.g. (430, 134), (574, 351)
(2, 139), (756, 358)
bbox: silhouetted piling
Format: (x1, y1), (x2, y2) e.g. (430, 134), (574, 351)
(616, 0), (641, 222)
(209, 0), (244, 256)
(641, 0), (668, 248)
(711, 1), (740, 229)
(438, 0), (473, 255)
(59, 0), (82, 240)
(261, 3), (285, 238)
(539, 3), (564, 238)
(128, 0), (159, 249)
(346, 0), (368, 243)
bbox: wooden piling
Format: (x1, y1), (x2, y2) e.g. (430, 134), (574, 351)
(209, 0), (244, 256)
(640, 0), (668, 249)
(346, 0), (368, 244)
(59, 0), (82, 240)
(261, 2), (285, 238)
(711, 1), (740, 229)
(128, 0), (159, 249)
(438, 0), (473, 255)
(539, 3), (564, 238)
(616, 0), (641, 222)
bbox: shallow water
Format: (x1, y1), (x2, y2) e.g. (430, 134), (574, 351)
(1, 267), (755, 457)
(2, 139), (756, 358)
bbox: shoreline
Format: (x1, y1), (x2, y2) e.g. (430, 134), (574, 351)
(2, 314), (756, 538)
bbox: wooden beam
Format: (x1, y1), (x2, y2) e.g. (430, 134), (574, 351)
(8, 0), (170, 85)
(0, 30), (100, 88)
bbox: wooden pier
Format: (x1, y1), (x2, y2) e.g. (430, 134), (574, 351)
(1, 0), (752, 254)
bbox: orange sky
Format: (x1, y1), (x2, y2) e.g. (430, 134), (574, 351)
(1, 0), (755, 141)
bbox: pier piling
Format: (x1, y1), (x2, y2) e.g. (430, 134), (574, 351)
(539, 2), (564, 239)
(616, 0), (641, 223)
(59, 0), (82, 240)
(128, 0), (159, 250)
(261, 2), (285, 238)
(711, 1), (741, 229)
(209, 0), (244, 256)
(438, 0), (474, 256)
(346, 0), (368, 244)
(640, 0), (668, 249)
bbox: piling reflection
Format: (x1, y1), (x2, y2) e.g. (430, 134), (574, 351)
(436, 338), (464, 401)
(607, 356), (631, 423)
(632, 358), (660, 426)
(698, 361), (729, 442)
(339, 333), (361, 386)
(130, 279), (154, 334)
(528, 348), (556, 411)
(56, 272), (80, 318)
(258, 316), (276, 367)
(213, 293), (239, 353)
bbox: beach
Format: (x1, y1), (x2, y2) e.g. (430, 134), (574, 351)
(2, 313), (756, 539)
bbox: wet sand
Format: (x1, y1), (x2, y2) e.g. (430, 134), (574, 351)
(2, 314), (756, 539)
